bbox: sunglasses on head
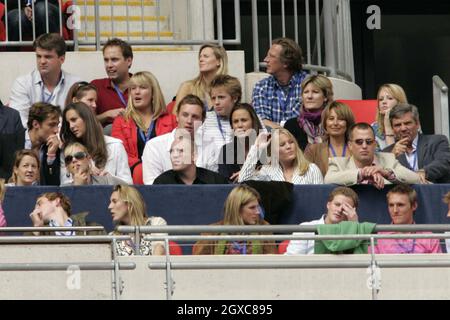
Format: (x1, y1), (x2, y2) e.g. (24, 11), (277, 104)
(64, 151), (88, 164)
(352, 139), (374, 146)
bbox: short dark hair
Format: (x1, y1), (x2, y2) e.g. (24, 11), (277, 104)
(27, 102), (61, 130)
(38, 192), (72, 216)
(389, 103), (420, 126)
(327, 186), (359, 209)
(387, 184), (417, 207)
(272, 37), (304, 72)
(33, 33), (66, 57)
(176, 94), (206, 121)
(347, 122), (375, 141)
(103, 38), (133, 60)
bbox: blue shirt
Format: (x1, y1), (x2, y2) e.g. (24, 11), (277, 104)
(251, 71), (308, 124)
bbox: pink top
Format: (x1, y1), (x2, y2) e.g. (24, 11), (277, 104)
(372, 231), (442, 254)
(0, 204), (6, 227)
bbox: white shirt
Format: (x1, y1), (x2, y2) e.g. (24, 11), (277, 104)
(60, 135), (132, 185)
(405, 134), (419, 171)
(9, 69), (82, 128)
(199, 111), (234, 151)
(237, 144), (324, 184)
(142, 128), (219, 185)
(285, 215), (326, 255)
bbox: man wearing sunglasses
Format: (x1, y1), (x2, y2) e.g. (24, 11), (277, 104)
(62, 142), (127, 186)
(325, 122), (420, 189)
(383, 103), (450, 184)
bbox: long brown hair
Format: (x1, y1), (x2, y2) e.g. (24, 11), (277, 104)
(61, 102), (108, 169)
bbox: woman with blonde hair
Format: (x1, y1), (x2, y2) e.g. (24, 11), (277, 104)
(372, 83), (408, 150)
(238, 128), (323, 184)
(109, 184), (167, 256)
(304, 101), (355, 176)
(176, 43), (228, 111)
(7, 149), (40, 186)
(112, 71), (177, 184)
(192, 184), (277, 255)
(284, 74), (334, 150)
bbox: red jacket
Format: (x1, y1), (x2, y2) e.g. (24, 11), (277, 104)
(111, 112), (177, 168)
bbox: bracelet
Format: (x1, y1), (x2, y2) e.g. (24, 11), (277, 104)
(385, 134), (394, 137)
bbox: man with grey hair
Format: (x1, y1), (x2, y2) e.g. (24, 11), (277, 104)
(383, 103), (450, 183)
(252, 37), (308, 129)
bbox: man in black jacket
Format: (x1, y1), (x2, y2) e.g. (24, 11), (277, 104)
(0, 100), (25, 180)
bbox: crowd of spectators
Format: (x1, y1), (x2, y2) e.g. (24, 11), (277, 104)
(0, 33), (449, 256)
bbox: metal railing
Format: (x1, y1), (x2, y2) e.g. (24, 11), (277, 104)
(116, 224), (450, 300)
(433, 75), (449, 139)
(251, 0), (354, 81)
(0, 231), (134, 299)
(0, 0), (241, 49)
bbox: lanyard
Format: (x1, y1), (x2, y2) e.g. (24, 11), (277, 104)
(216, 112), (226, 141)
(138, 120), (155, 143)
(41, 73), (63, 103)
(329, 143), (347, 157)
(112, 82), (128, 108)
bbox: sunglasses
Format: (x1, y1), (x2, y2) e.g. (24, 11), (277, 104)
(351, 139), (375, 146)
(64, 151), (88, 164)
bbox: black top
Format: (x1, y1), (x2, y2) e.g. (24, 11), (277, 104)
(40, 144), (61, 186)
(136, 125), (157, 160)
(153, 167), (229, 185)
(218, 138), (267, 181)
(283, 117), (309, 151)
(218, 140), (247, 181)
(0, 102), (25, 180)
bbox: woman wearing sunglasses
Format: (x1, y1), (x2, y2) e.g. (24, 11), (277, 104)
(109, 184), (167, 256)
(6, 150), (40, 186)
(111, 71), (177, 185)
(65, 81), (98, 113)
(62, 142), (127, 186)
(60, 102), (132, 185)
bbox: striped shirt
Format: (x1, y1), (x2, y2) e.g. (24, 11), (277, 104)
(252, 71), (308, 123)
(238, 145), (324, 184)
